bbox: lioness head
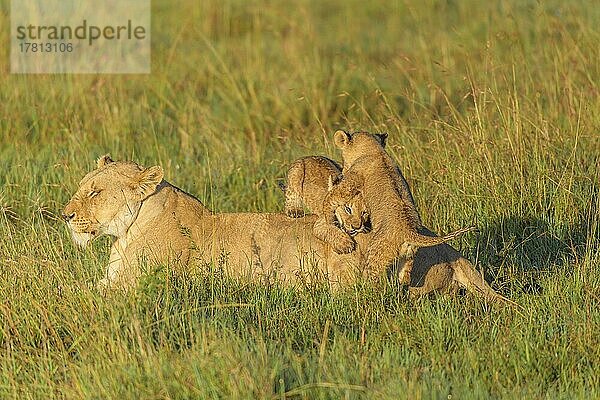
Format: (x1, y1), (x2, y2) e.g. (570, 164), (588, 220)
(328, 175), (371, 236)
(333, 130), (388, 165)
(62, 155), (164, 247)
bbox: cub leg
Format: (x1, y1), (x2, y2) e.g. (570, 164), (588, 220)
(313, 216), (356, 254)
(281, 185), (305, 217)
(396, 243), (419, 286)
(398, 257), (414, 286)
(363, 231), (400, 282)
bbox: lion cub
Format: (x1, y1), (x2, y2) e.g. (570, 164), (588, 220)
(279, 156), (342, 217)
(316, 130), (475, 284)
(279, 156), (371, 253)
(279, 132), (389, 218)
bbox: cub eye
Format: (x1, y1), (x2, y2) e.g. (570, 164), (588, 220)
(88, 189), (102, 198)
(343, 205), (352, 214)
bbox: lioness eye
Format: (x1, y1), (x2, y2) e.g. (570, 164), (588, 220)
(88, 190), (101, 198)
(344, 205), (352, 214)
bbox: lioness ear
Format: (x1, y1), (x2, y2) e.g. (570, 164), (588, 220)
(375, 133), (388, 148)
(97, 154), (114, 168)
(333, 130), (352, 149)
(135, 165), (164, 199)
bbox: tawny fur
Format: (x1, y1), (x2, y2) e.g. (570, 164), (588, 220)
(279, 135), (387, 217)
(63, 156), (515, 305)
(280, 156), (371, 254)
(63, 156), (363, 291)
(312, 174), (372, 254)
(401, 229), (517, 306)
(279, 156), (342, 217)
(317, 130), (475, 284)
(284, 153), (514, 304)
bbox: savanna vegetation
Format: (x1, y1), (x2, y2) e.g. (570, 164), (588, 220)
(0, 0), (599, 398)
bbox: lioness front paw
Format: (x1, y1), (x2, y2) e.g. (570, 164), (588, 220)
(97, 278), (111, 295)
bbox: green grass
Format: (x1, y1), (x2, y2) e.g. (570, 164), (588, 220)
(1, 0), (599, 398)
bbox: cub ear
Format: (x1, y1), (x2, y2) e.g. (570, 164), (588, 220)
(97, 154), (114, 168)
(375, 132), (388, 148)
(135, 165), (164, 199)
(333, 130), (352, 149)
(327, 174), (342, 191)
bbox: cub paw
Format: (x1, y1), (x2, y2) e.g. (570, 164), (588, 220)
(333, 235), (356, 254)
(398, 269), (411, 286)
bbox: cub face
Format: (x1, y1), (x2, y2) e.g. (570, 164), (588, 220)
(332, 192), (372, 236)
(62, 155), (164, 247)
(328, 175), (372, 237)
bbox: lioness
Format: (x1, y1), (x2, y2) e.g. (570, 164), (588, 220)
(63, 156), (361, 290)
(315, 130), (475, 284)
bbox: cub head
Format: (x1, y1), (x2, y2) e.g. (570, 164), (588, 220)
(333, 130), (388, 165)
(328, 175), (372, 236)
(62, 155), (164, 247)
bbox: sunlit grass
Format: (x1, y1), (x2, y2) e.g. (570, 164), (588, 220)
(0, 0), (599, 398)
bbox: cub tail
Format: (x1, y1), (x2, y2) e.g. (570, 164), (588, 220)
(453, 257), (522, 310)
(408, 225), (477, 249)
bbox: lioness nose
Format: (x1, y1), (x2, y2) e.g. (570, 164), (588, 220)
(62, 212), (75, 221)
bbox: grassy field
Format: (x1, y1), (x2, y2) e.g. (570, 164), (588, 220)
(1, 0), (599, 398)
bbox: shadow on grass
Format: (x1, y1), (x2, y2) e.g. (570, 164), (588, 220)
(473, 200), (597, 295)
(406, 181), (598, 299)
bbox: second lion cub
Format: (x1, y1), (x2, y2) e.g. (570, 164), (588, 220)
(279, 156), (342, 217)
